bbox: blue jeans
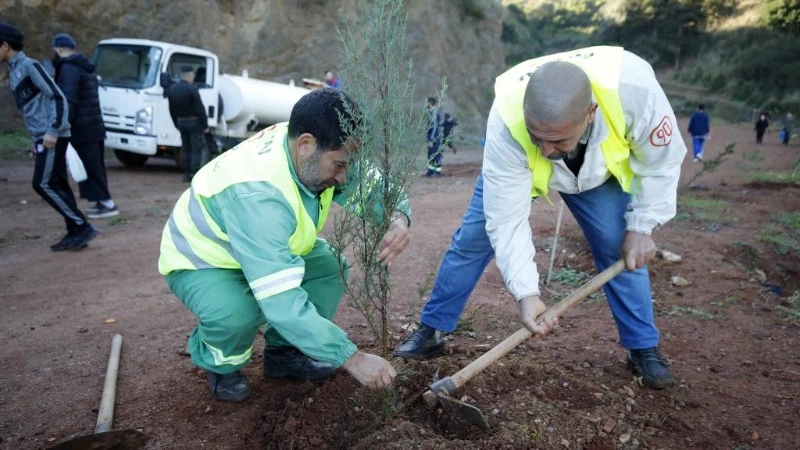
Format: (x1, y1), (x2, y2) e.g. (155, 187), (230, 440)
(420, 174), (659, 350)
(692, 136), (705, 158)
(426, 141), (442, 174)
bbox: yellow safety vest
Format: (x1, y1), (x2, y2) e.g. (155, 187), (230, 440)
(494, 46), (634, 198)
(158, 123), (335, 275)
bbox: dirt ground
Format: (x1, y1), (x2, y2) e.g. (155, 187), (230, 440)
(1, 121), (799, 450)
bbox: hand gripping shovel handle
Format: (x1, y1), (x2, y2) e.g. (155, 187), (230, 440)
(424, 260), (624, 406)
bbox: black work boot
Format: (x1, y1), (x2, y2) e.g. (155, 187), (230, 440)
(207, 370), (250, 402)
(263, 347), (336, 381)
(392, 323), (445, 359)
(627, 347), (674, 390)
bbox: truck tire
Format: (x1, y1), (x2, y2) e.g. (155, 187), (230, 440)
(114, 150), (149, 167)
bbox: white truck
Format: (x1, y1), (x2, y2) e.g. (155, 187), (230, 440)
(91, 38), (311, 167)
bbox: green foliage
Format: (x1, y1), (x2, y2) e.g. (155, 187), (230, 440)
(779, 290), (800, 325)
(548, 267), (592, 288)
(0, 131), (31, 160)
(673, 25), (800, 114)
(500, 1), (800, 117)
(456, 0), (488, 20)
(679, 143), (735, 193)
(762, 0), (800, 35)
(758, 225), (800, 255)
(605, 0), (708, 68)
(758, 212), (800, 256)
(502, 1), (608, 65)
(678, 195), (736, 224)
(331, 0), (439, 358)
(711, 294), (740, 308)
(746, 170), (800, 184)
(665, 305), (718, 319)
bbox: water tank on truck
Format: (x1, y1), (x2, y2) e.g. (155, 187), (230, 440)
(217, 73), (311, 139)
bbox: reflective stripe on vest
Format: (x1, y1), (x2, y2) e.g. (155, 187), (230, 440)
(494, 46), (633, 198)
(158, 123), (335, 275)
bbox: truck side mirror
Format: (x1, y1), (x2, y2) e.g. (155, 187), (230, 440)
(160, 72), (173, 97)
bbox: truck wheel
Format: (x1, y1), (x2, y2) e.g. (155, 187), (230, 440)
(114, 150), (149, 167)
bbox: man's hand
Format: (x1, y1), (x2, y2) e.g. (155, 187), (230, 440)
(378, 216), (410, 266)
(518, 295), (558, 336)
(621, 231), (657, 271)
(42, 134), (57, 149)
(342, 351), (396, 389)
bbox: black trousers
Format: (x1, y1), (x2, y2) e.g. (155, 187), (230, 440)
(32, 138), (89, 234)
(177, 120), (207, 180)
(73, 140), (112, 202)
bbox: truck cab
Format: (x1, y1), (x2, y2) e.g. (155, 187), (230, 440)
(93, 39), (220, 167)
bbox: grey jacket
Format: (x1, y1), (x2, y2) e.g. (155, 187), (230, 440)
(7, 51), (70, 140)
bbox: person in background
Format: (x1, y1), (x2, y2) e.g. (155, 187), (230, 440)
(425, 97), (442, 177)
(687, 103), (710, 162)
(780, 113), (794, 146)
(1, 22), (98, 251)
(755, 112), (769, 144)
(167, 65), (208, 182)
(442, 112), (458, 154)
(324, 70), (341, 89)
(52, 33), (119, 218)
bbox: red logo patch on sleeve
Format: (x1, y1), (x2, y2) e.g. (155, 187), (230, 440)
(649, 116), (673, 146)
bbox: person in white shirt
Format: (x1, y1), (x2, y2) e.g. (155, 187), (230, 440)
(394, 47), (686, 390)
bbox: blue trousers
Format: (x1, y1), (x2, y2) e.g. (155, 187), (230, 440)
(419, 174), (659, 350)
(692, 136), (705, 158)
(427, 142), (442, 174)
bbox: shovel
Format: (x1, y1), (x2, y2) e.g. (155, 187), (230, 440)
(49, 334), (148, 450)
(422, 260), (625, 430)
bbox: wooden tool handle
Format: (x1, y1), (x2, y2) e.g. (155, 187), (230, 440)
(448, 260), (624, 390)
(95, 334), (123, 434)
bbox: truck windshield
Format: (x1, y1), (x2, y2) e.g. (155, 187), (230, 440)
(93, 44), (162, 89)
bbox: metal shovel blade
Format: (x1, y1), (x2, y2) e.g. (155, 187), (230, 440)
(48, 429), (148, 450)
(434, 390), (490, 430)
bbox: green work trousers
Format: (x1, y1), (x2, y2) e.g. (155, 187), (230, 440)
(166, 239), (347, 374)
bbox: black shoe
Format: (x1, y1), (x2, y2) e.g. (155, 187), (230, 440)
(63, 225), (99, 251)
(627, 347), (674, 390)
(207, 370), (250, 402)
(263, 347), (336, 381)
(50, 233), (74, 252)
(392, 324), (445, 359)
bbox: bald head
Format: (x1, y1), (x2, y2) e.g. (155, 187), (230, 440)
(524, 60), (592, 126)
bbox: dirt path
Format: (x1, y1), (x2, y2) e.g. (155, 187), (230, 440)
(0, 121), (798, 449)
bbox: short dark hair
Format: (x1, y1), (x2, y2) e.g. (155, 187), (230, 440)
(288, 88), (359, 152)
(1, 39), (23, 51)
(698, 103), (705, 110)
(427, 97), (437, 106)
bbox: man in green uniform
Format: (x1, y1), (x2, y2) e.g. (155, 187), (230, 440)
(159, 89), (410, 401)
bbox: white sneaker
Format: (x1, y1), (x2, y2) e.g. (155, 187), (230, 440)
(88, 205), (120, 219)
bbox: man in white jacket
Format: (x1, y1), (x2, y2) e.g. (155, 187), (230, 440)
(394, 47), (686, 390)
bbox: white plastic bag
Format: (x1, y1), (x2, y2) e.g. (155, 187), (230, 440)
(66, 143), (88, 183)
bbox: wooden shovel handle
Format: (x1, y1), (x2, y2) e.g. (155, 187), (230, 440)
(447, 260), (625, 390)
(95, 334), (123, 434)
